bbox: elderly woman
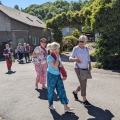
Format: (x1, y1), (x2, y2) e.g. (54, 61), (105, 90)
(17, 43), (24, 63)
(3, 44), (13, 72)
(47, 42), (74, 112)
(33, 38), (48, 90)
(69, 35), (92, 106)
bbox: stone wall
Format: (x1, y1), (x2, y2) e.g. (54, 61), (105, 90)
(0, 12), (11, 31)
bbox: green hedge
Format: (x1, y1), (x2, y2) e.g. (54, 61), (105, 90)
(63, 35), (78, 51)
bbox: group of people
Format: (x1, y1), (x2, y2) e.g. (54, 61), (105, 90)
(3, 35), (92, 113)
(32, 35), (92, 113)
(15, 43), (33, 63)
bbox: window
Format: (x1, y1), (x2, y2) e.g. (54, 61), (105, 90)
(66, 28), (70, 33)
(36, 20), (42, 24)
(26, 16), (33, 22)
(32, 37), (37, 45)
(18, 38), (24, 45)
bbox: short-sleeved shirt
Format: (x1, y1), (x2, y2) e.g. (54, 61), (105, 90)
(34, 46), (48, 63)
(47, 55), (60, 75)
(69, 46), (91, 69)
(3, 48), (12, 59)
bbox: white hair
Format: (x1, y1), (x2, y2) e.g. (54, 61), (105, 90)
(78, 35), (88, 42)
(47, 42), (60, 52)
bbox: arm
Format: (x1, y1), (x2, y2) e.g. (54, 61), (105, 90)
(3, 50), (8, 56)
(49, 59), (59, 68)
(3, 53), (8, 56)
(32, 51), (41, 58)
(69, 47), (81, 63)
(89, 61), (92, 70)
(32, 49), (44, 58)
(48, 54), (59, 68)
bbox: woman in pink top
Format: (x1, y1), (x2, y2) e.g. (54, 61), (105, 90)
(33, 38), (48, 90)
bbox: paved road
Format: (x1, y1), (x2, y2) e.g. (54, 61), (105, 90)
(0, 60), (120, 120)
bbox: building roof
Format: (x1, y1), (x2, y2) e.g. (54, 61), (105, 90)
(0, 4), (46, 28)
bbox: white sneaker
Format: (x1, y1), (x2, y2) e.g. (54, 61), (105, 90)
(64, 107), (74, 113)
(49, 105), (55, 110)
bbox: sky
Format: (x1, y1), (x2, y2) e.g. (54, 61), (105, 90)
(1, 0), (82, 9)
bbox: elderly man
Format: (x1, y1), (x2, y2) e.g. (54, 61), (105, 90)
(24, 43), (30, 63)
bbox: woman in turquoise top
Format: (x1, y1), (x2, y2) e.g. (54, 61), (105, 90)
(47, 42), (74, 113)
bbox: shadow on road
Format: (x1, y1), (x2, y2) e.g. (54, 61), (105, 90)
(36, 89), (59, 101)
(85, 105), (114, 120)
(50, 110), (79, 120)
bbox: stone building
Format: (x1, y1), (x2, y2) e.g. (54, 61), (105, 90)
(0, 4), (51, 57)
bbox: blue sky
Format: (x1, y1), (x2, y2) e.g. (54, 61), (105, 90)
(1, 0), (82, 9)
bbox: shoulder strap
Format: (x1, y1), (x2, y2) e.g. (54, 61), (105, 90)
(86, 47), (89, 52)
(76, 63), (80, 68)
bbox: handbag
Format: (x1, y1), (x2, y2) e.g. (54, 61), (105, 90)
(76, 63), (92, 79)
(51, 52), (67, 80)
(12, 55), (15, 63)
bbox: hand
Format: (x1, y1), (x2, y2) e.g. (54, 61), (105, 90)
(75, 58), (82, 64)
(55, 53), (59, 59)
(39, 50), (43, 55)
(89, 66), (92, 71)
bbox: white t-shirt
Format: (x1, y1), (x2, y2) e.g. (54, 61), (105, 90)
(69, 46), (91, 69)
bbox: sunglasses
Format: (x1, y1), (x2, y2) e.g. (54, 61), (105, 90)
(79, 41), (85, 43)
(41, 41), (47, 43)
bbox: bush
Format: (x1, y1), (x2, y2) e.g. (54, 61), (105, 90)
(94, 32), (120, 69)
(93, 62), (102, 69)
(72, 29), (81, 39)
(63, 35), (78, 51)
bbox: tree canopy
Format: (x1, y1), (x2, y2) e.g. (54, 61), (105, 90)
(46, 0), (120, 69)
(22, 0), (92, 21)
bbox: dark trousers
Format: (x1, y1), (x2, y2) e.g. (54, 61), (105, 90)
(6, 59), (12, 70)
(18, 53), (23, 60)
(24, 53), (29, 62)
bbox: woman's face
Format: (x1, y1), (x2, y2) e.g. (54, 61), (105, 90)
(78, 38), (86, 47)
(6, 45), (9, 49)
(40, 41), (47, 47)
(54, 47), (60, 54)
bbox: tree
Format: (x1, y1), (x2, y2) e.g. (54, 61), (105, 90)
(46, 0), (120, 69)
(14, 5), (19, 10)
(45, 12), (53, 20)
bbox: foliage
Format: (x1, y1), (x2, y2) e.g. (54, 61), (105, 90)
(93, 62), (102, 69)
(63, 35), (78, 51)
(14, 5), (19, 10)
(72, 29), (81, 39)
(94, 31), (120, 69)
(82, 26), (92, 33)
(52, 28), (63, 52)
(22, 0), (88, 21)
(46, 0), (120, 69)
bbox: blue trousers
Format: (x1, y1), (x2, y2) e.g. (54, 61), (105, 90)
(47, 71), (69, 106)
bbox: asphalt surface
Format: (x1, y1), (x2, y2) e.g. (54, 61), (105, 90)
(0, 59), (120, 120)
